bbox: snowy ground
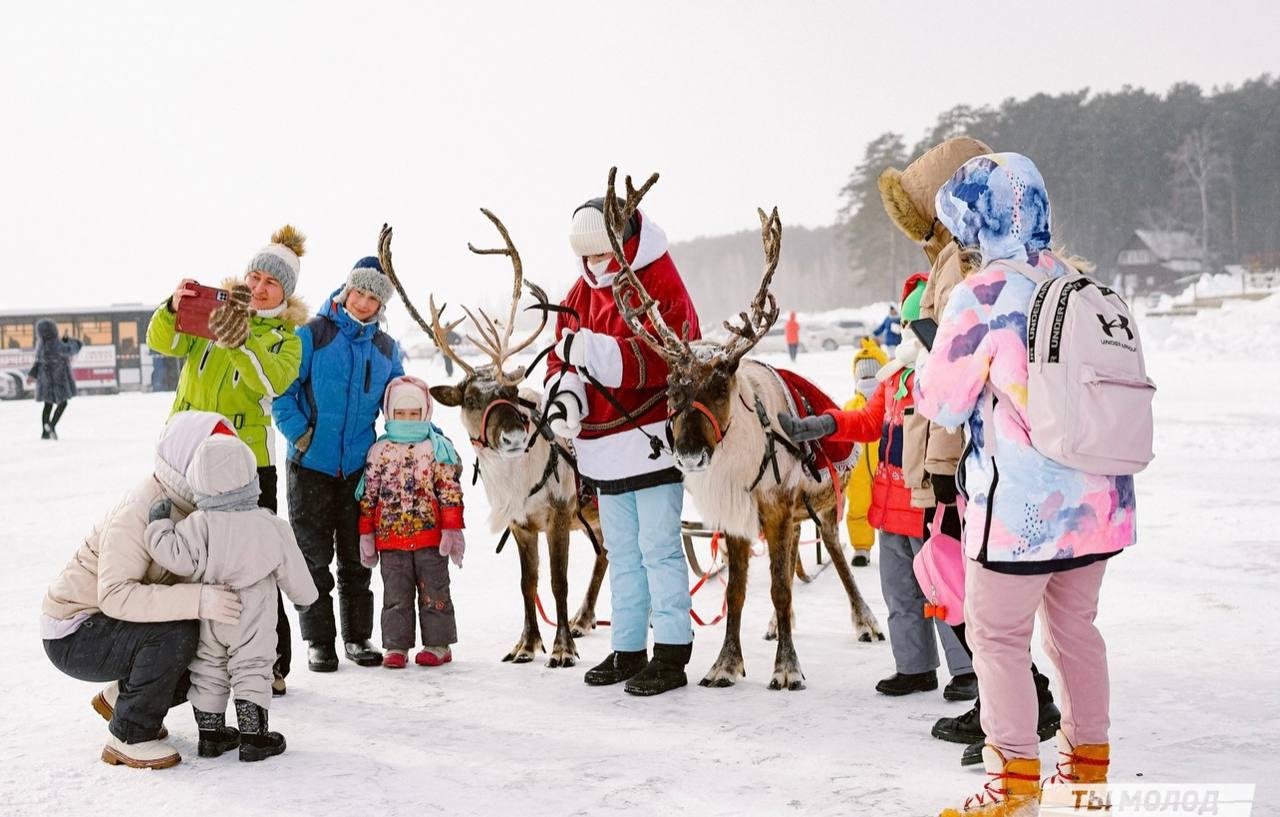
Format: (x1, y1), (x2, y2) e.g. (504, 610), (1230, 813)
(2, 297), (1277, 817)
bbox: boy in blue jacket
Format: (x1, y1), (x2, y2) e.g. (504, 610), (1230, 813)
(273, 256), (403, 674)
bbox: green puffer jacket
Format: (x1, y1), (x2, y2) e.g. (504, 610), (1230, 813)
(147, 283), (308, 467)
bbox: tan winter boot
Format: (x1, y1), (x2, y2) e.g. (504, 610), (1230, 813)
(100, 735), (181, 769)
(1041, 730), (1110, 812)
(939, 745), (1041, 817)
(91, 682), (168, 739)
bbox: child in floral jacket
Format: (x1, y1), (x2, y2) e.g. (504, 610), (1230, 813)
(357, 375), (465, 669)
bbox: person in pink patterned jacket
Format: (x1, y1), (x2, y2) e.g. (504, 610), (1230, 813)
(357, 376), (465, 669)
(917, 153), (1132, 815)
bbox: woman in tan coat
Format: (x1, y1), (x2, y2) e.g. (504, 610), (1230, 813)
(41, 412), (244, 769)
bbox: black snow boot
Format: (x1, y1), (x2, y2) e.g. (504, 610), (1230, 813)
(194, 707), (240, 758)
(583, 650), (648, 686)
(958, 676), (1064, 765)
(624, 643), (692, 697)
(1034, 666), (1062, 741)
(307, 641), (339, 673)
(235, 700), (286, 762)
(344, 639), (383, 667)
(875, 670), (938, 696)
(943, 671), (979, 702)
(934, 697), (984, 744)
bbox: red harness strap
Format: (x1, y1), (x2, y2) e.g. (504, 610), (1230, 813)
(684, 400), (725, 443)
(471, 399), (528, 449)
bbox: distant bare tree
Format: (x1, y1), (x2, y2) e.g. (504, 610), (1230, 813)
(1170, 125), (1233, 270)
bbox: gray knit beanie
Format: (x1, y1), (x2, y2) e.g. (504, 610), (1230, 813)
(245, 224), (306, 297)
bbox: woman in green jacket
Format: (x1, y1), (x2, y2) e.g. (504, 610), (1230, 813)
(146, 225), (309, 693)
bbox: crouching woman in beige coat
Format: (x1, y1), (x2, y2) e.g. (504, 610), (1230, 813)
(145, 434), (317, 763)
(41, 412), (245, 769)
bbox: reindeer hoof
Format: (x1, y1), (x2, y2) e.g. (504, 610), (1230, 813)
(546, 654), (578, 669)
(699, 676), (736, 689)
(768, 678), (806, 691)
(763, 630), (778, 642)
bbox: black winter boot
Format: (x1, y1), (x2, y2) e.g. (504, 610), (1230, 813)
(875, 670), (938, 696)
(235, 700), (286, 762)
(943, 672), (979, 701)
(307, 642), (339, 672)
(343, 639), (383, 667)
(194, 707), (240, 758)
(583, 650), (648, 686)
(624, 643), (692, 697)
(958, 676), (1064, 765)
(933, 697), (984, 744)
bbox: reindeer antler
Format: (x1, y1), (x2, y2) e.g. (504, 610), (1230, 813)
(377, 223), (476, 378)
(604, 168), (693, 362)
(722, 207), (782, 364)
(463, 209), (549, 385)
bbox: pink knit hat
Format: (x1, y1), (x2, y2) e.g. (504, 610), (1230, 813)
(383, 375), (433, 421)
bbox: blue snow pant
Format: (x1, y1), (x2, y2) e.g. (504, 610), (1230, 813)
(597, 482), (693, 651)
(879, 531), (972, 676)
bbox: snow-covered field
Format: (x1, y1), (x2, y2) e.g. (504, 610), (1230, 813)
(2, 297), (1277, 817)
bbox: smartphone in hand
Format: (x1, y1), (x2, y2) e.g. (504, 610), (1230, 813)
(909, 317), (938, 351)
(175, 283), (231, 340)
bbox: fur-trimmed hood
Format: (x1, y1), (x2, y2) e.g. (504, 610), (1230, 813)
(220, 276), (309, 327)
(878, 137), (991, 259)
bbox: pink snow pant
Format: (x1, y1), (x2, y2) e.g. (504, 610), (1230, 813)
(965, 559), (1110, 759)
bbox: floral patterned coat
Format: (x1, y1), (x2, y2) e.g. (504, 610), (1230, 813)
(358, 438), (464, 551)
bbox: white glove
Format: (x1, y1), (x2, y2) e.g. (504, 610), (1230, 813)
(555, 329), (589, 368)
(895, 334), (920, 367)
(198, 585), (242, 625)
(438, 529), (466, 568)
(555, 328), (623, 387)
(545, 392), (582, 439)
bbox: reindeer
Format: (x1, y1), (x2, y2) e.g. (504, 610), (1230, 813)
(602, 170), (884, 691)
(377, 218), (609, 668)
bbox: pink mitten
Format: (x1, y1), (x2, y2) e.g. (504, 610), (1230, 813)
(359, 533), (378, 568)
(439, 529), (465, 568)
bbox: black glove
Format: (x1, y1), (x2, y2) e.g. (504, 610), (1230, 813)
(930, 472), (958, 505)
(148, 498), (173, 523)
(776, 412), (837, 443)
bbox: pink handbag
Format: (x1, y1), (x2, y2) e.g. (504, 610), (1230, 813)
(913, 501), (966, 627)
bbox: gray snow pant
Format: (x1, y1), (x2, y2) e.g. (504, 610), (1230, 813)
(188, 578), (278, 712)
(879, 531), (972, 676)
(380, 548), (456, 650)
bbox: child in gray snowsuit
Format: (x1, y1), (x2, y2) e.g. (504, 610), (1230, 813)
(145, 433), (317, 762)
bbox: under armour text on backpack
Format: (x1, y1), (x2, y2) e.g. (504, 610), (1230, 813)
(1011, 259), (1156, 475)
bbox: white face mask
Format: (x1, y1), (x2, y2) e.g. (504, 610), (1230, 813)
(856, 376), (878, 398)
(895, 334), (920, 367)
(586, 258), (612, 277)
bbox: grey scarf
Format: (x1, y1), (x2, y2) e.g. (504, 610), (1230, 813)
(195, 475), (262, 512)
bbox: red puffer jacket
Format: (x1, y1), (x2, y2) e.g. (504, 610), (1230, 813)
(822, 372), (925, 538)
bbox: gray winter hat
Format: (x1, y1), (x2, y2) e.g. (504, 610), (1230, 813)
(339, 256), (395, 313)
(245, 225), (306, 297)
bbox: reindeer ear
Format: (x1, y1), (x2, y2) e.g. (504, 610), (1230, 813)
(430, 384), (463, 407)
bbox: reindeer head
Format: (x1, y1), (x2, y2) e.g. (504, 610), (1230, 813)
(604, 169), (782, 473)
(377, 216), (549, 459)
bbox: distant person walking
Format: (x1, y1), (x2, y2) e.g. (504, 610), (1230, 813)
(873, 305), (901, 353)
(34, 319), (83, 440)
(784, 312), (801, 361)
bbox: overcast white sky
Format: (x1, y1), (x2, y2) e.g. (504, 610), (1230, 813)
(2, 1), (1277, 330)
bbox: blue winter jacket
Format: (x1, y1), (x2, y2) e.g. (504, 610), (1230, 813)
(273, 291), (405, 478)
(873, 314), (902, 347)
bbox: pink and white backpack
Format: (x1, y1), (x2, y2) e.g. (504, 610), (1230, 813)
(1007, 259), (1156, 476)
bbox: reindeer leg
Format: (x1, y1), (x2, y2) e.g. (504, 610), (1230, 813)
(572, 530), (608, 638)
(699, 535), (751, 688)
(503, 526), (545, 663)
(818, 502), (885, 643)
(764, 507), (805, 690)
(546, 513), (578, 668)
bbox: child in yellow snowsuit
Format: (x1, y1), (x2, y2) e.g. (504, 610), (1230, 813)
(844, 337), (888, 566)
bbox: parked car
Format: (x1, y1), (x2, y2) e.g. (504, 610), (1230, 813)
(0, 368), (32, 400)
(807, 319), (872, 351)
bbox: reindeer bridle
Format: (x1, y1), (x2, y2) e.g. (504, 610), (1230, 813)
(470, 397), (530, 450)
(668, 400), (727, 446)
